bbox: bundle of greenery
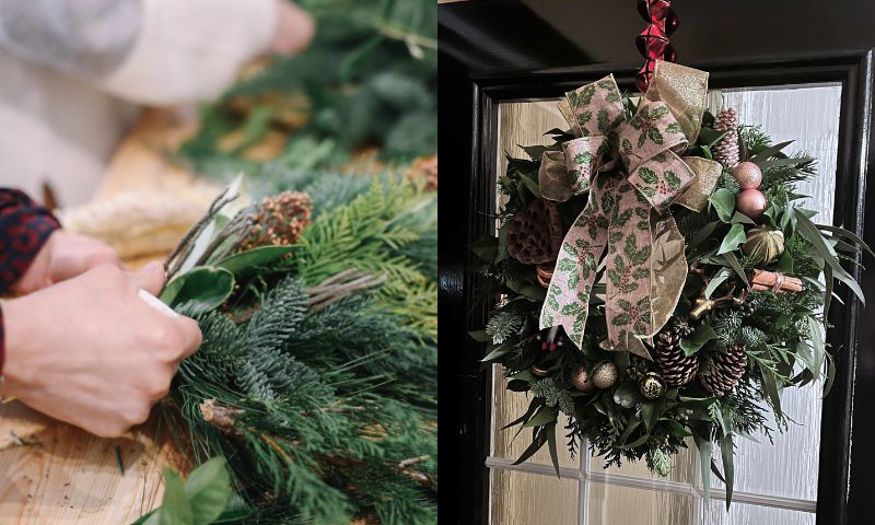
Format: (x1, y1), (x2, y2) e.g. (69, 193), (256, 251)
(137, 173), (436, 525)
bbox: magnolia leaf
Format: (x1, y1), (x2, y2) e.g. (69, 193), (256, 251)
(697, 127), (727, 148)
(680, 325), (718, 356)
(709, 188), (736, 223)
(161, 266), (235, 313)
(185, 458), (233, 525)
(158, 469), (194, 525)
(717, 224), (747, 255)
(216, 246), (294, 276)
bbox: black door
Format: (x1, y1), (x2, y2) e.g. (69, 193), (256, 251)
(438, 1), (875, 524)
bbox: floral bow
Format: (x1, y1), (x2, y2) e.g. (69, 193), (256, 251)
(538, 61), (722, 358)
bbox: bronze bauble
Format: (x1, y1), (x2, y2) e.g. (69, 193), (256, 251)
(571, 367), (593, 392)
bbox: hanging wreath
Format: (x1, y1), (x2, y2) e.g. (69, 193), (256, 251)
(471, 60), (871, 505)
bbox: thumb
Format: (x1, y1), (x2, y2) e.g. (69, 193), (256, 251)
(131, 261), (166, 296)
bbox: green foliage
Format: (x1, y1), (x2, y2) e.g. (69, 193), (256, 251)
(132, 458), (246, 525)
(179, 0), (436, 179)
(292, 177), (437, 340)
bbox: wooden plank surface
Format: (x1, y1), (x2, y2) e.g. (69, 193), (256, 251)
(0, 108), (205, 524)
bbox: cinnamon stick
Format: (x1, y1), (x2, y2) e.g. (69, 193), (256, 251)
(749, 269), (803, 293)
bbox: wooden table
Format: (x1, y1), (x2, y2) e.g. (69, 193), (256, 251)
(0, 109), (209, 524)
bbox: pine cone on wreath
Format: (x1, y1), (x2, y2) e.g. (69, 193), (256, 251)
(699, 343), (747, 396)
(653, 321), (698, 387)
(506, 198), (563, 265)
(713, 108), (740, 168)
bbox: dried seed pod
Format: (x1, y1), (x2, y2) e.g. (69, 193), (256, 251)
(506, 199), (563, 265)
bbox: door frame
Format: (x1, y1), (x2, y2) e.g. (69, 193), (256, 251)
(438, 2), (875, 524)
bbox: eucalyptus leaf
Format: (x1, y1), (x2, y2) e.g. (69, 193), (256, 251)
(722, 252), (749, 287)
(806, 316), (826, 379)
(704, 268), (731, 299)
(721, 434), (735, 510)
(522, 405), (558, 428)
(717, 224), (747, 255)
(748, 140), (793, 163)
(185, 457), (233, 525)
(729, 212), (756, 225)
(160, 266), (235, 314)
(709, 188), (736, 223)
(796, 210), (865, 304)
(816, 223), (875, 259)
(158, 469), (194, 525)
(545, 423), (561, 477)
(695, 437), (712, 501)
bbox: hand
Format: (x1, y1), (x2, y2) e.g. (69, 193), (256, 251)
(271, 0), (315, 56)
(12, 230), (120, 296)
(1, 262), (202, 437)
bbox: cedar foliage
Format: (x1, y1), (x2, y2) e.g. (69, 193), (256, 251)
(166, 175), (437, 524)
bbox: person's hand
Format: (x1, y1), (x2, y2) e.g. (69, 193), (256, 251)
(1, 262), (202, 437)
(12, 230), (120, 296)
(271, 0), (315, 56)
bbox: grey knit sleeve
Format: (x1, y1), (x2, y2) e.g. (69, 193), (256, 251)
(0, 0), (142, 78)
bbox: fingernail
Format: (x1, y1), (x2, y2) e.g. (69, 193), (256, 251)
(143, 261), (164, 274)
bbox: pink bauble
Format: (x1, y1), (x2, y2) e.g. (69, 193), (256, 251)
(736, 189), (768, 219)
(732, 162), (763, 190)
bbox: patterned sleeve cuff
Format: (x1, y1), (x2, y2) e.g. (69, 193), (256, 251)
(0, 189), (61, 294)
(0, 301), (5, 377)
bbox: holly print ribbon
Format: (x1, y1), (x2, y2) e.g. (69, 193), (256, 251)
(538, 61), (721, 357)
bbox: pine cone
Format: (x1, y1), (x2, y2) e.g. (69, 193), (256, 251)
(713, 108), (740, 168)
(241, 191), (312, 250)
(653, 323), (698, 387)
(699, 343), (747, 396)
(506, 198), (563, 265)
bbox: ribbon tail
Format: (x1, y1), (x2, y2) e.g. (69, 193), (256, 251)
(539, 204), (607, 349)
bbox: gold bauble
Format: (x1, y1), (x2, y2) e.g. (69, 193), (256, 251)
(590, 361), (618, 389)
(742, 227), (785, 264)
(571, 367), (593, 392)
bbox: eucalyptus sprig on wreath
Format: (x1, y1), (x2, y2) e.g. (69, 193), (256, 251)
(472, 67), (870, 507)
